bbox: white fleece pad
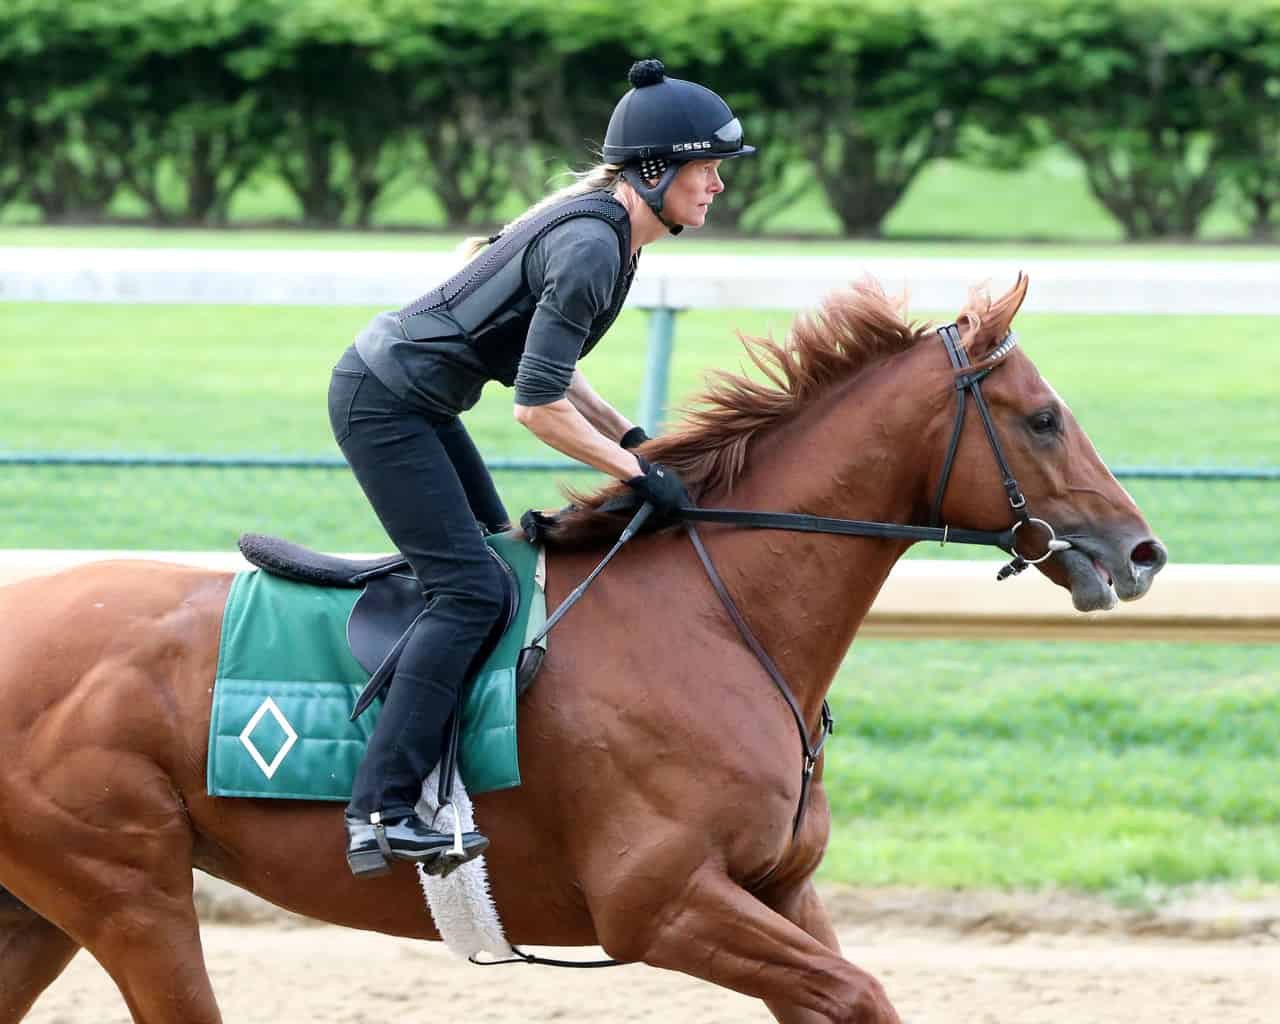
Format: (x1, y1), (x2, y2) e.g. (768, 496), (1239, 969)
(415, 766), (514, 962)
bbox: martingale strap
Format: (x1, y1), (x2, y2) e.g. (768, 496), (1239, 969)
(685, 524), (833, 838)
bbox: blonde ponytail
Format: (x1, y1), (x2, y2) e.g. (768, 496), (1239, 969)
(456, 163), (625, 262)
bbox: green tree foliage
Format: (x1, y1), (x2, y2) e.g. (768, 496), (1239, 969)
(1211, 1), (1280, 241)
(740, 0), (966, 237)
(383, 0), (546, 225)
(231, 0), (410, 226)
(1, 0), (1275, 237)
(947, 0), (1265, 240)
(113, 1), (274, 225)
(0, 2), (128, 221)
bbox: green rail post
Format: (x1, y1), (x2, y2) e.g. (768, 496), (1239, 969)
(638, 307), (677, 435)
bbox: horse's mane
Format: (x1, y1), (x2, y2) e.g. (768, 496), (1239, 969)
(542, 276), (1018, 549)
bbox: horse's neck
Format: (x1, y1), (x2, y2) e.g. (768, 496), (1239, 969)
(703, 366), (935, 724)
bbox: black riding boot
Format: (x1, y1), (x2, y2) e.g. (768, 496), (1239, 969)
(345, 673), (489, 879)
(344, 812), (489, 879)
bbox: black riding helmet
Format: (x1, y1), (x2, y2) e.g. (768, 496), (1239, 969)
(603, 59), (755, 234)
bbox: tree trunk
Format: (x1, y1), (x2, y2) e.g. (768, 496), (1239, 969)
(805, 118), (950, 237)
(26, 117), (122, 222)
(417, 95), (512, 227)
(1065, 130), (1220, 241)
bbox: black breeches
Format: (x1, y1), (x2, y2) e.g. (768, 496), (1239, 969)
(328, 345), (510, 819)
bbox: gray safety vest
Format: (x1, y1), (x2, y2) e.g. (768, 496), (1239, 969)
(395, 192), (636, 387)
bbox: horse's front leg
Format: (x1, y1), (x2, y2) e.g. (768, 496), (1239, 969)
(0, 894), (80, 1024)
(760, 879), (856, 1024)
(591, 865), (901, 1024)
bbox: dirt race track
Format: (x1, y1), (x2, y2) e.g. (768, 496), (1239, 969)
(23, 883), (1279, 1024)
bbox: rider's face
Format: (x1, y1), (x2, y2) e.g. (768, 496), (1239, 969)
(661, 160), (725, 229)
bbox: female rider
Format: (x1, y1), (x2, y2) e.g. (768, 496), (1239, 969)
(329, 58), (755, 878)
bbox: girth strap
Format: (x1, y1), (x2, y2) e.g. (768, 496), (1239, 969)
(685, 523), (833, 839)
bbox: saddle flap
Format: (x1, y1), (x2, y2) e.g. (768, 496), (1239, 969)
(347, 571), (425, 676)
(346, 546), (520, 679)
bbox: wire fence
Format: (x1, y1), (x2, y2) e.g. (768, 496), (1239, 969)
(4, 453), (1279, 481)
(3, 456), (1276, 564)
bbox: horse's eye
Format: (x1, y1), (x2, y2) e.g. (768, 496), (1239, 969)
(1028, 410), (1060, 435)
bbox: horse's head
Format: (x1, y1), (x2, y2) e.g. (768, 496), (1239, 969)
(928, 275), (1167, 610)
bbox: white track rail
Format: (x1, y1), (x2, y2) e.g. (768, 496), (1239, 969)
(5, 248), (1280, 314)
(2, 552), (1274, 643)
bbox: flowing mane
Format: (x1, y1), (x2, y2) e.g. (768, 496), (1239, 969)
(543, 276), (1009, 549)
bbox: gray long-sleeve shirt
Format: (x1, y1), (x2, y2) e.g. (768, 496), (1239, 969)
(354, 215), (631, 419)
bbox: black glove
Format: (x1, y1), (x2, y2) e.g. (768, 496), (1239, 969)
(624, 456), (689, 515)
(619, 425), (650, 450)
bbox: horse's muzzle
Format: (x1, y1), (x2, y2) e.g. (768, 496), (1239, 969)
(1058, 532), (1168, 611)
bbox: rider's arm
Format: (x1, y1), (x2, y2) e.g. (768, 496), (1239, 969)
(515, 399), (642, 480)
(514, 221), (642, 481)
(564, 368), (637, 443)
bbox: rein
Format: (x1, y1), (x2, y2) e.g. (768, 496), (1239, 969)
(678, 327), (1067, 576)
(538, 323), (1071, 832)
(499, 324), (1069, 966)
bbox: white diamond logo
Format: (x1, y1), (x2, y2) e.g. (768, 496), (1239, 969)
(239, 697), (298, 780)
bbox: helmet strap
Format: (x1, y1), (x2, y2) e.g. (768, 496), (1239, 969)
(622, 165), (684, 236)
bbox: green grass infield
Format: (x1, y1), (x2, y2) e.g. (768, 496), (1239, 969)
(3, 302), (1276, 560)
(818, 639), (1279, 896)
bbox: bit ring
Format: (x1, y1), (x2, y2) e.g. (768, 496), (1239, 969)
(1010, 517), (1070, 565)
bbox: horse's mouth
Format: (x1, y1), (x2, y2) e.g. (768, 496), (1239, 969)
(1056, 534), (1164, 612)
(1058, 548), (1118, 612)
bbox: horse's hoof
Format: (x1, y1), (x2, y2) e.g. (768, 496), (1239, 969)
(346, 849), (391, 879)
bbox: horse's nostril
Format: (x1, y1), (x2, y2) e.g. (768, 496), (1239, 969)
(1130, 540), (1166, 570)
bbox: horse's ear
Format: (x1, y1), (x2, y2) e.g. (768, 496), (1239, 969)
(958, 273), (1030, 359)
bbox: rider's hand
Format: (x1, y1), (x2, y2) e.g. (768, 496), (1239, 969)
(624, 456), (689, 515)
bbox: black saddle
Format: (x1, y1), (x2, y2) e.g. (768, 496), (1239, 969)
(237, 532), (532, 719)
(237, 532), (410, 588)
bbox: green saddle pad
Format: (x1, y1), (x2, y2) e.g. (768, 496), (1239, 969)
(207, 532), (545, 801)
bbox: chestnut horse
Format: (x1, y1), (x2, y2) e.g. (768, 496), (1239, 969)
(0, 277), (1165, 1023)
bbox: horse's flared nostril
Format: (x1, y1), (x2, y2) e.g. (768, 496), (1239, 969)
(1130, 539), (1167, 573)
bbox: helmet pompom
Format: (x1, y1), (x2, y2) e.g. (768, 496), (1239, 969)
(628, 59), (666, 88)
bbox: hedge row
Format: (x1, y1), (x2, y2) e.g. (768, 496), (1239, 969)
(3, 0), (1278, 238)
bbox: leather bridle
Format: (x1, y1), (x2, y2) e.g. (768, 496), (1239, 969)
(930, 322), (1069, 579)
(680, 324), (1069, 577)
